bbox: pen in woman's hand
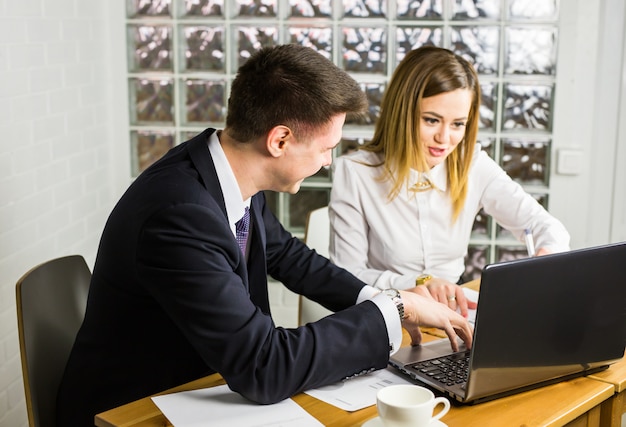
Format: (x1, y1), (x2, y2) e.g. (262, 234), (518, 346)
(524, 229), (536, 257)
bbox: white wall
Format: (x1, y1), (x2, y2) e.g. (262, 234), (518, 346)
(551, 0), (626, 249)
(0, 1), (121, 426)
(612, 3), (626, 244)
(587, 0), (626, 246)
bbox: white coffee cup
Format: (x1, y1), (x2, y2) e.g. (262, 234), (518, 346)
(376, 384), (450, 427)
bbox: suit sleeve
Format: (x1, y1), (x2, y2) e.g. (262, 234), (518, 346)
(135, 200), (391, 404)
(256, 193), (369, 312)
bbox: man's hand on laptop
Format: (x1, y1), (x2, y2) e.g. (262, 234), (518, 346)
(400, 290), (474, 352)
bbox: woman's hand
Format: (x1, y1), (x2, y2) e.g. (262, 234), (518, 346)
(535, 247), (552, 256)
(399, 290), (474, 352)
(405, 277), (477, 318)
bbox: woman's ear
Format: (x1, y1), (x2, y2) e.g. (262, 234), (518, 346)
(266, 125), (292, 158)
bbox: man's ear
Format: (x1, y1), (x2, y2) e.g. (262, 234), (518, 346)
(266, 125), (292, 158)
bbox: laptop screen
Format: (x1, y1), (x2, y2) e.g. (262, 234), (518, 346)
(472, 241), (626, 369)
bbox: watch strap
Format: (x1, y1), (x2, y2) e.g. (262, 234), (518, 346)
(383, 288), (405, 320)
(416, 274), (432, 286)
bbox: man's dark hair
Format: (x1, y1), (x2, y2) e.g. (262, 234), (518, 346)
(225, 44), (368, 142)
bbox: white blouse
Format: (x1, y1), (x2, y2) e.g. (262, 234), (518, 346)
(329, 145), (570, 290)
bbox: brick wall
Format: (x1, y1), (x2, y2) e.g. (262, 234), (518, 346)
(0, 3), (302, 425)
(0, 1), (117, 426)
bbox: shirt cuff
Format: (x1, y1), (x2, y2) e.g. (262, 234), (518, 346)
(356, 284), (378, 303)
(358, 287), (403, 355)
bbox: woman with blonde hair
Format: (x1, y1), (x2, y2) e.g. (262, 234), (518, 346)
(329, 46), (569, 315)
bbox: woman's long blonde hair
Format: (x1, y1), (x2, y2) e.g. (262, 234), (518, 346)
(360, 46), (481, 221)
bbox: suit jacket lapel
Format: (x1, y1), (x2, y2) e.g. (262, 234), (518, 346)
(248, 195), (270, 314)
(187, 129), (228, 218)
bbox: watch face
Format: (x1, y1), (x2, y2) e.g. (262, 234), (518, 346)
(382, 288), (404, 320)
(383, 289), (398, 298)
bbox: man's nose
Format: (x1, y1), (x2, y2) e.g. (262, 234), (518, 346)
(322, 151), (333, 167)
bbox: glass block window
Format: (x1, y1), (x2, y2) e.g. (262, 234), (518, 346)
(125, 0), (560, 277)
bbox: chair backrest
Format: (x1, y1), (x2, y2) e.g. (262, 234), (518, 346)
(303, 206), (330, 257)
(16, 255), (91, 427)
(299, 207), (333, 325)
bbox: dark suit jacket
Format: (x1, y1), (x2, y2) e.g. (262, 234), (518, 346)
(56, 128), (390, 426)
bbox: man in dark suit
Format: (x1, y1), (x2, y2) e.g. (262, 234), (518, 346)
(57, 44), (473, 426)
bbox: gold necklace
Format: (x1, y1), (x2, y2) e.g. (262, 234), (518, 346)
(410, 175), (433, 192)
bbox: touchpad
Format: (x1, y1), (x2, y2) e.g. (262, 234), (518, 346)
(390, 339), (466, 367)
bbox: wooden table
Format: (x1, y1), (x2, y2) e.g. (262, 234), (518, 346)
(94, 359), (614, 427)
(95, 331), (615, 427)
(95, 279), (616, 427)
(588, 353), (626, 426)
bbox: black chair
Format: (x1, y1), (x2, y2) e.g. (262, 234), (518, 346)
(16, 255), (91, 427)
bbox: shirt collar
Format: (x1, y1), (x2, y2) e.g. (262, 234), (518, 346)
(207, 132), (251, 233)
(405, 162), (448, 197)
(428, 162), (448, 192)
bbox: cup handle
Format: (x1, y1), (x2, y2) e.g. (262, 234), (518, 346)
(432, 397), (450, 421)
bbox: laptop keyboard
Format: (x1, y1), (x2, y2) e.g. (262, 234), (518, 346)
(410, 351), (470, 388)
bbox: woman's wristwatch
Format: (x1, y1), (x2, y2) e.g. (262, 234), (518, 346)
(382, 288), (405, 320)
(416, 274), (432, 286)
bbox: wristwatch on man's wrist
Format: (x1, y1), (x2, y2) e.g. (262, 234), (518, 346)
(382, 288), (405, 321)
(416, 274), (432, 286)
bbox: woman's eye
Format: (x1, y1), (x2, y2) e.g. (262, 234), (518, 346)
(423, 117), (438, 124)
(453, 121), (466, 128)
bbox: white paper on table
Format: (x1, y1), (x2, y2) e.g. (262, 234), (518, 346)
(462, 287), (479, 325)
(151, 384), (323, 427)
(304, 367), (414, 412)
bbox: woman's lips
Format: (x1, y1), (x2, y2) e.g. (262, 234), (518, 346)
(428, 146), (446, 157)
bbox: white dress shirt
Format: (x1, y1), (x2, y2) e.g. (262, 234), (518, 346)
(208, 132), (250, 236)
(329, 145), (571, 290)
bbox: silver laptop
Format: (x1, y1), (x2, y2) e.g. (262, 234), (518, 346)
(389, 241), (626, 404)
